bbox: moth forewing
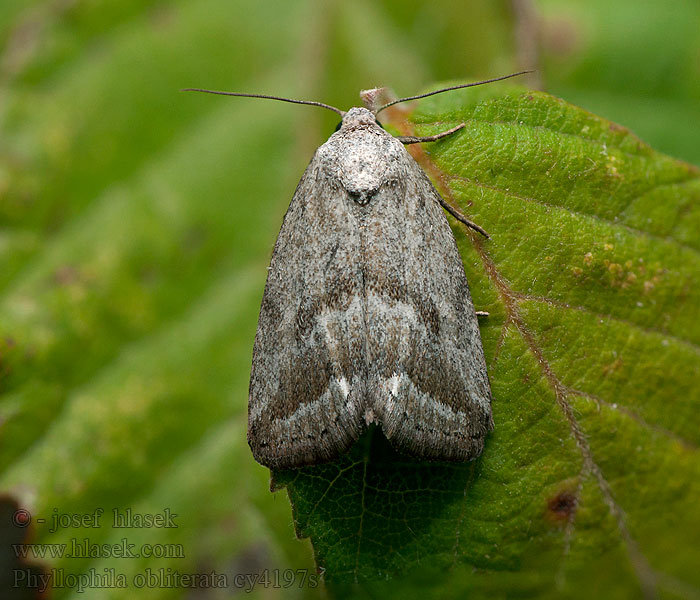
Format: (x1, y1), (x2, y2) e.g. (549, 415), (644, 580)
(247, 107), (492, 469)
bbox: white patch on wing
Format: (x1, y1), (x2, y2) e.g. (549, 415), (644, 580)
(337, 376), (350, 399)
(379, 376), (488, 431)
(389, 373), (401, 396)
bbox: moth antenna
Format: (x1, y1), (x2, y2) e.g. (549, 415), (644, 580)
(181, 88), (346, 117)
(375, 70), (533, 114)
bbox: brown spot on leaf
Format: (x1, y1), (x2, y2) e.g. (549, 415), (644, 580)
(547, 490), (577, 522)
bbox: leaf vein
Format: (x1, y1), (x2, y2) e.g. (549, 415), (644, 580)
(411, 134), (664, 598)
(445, 173), (700, 255)
(569, 389), (698, 451)
(514, 292), (700, 355)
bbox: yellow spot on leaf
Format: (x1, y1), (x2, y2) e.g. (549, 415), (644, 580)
(603, 358), (623, 375)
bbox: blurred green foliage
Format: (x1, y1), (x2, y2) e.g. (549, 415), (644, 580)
(0, 1), (698, 599)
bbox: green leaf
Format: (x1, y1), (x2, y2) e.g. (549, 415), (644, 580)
(273, 85), (700, 597)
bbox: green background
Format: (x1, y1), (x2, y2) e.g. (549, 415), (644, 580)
(0, 1), (698, 598)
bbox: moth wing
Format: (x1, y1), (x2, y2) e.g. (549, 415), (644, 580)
(365, 154), (493, 461)
(248, 155), (366, 469)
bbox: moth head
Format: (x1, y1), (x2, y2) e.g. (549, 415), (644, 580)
(338, 107), (381, 132)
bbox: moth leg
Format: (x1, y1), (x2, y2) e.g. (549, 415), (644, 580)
(437, 195), (490, 239)
(475, 311), (490, 317)
(396, 122), (465, 144)
(397, 123), (491, 239)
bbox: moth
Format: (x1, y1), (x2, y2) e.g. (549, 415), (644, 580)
(185, 72), (527, 469)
